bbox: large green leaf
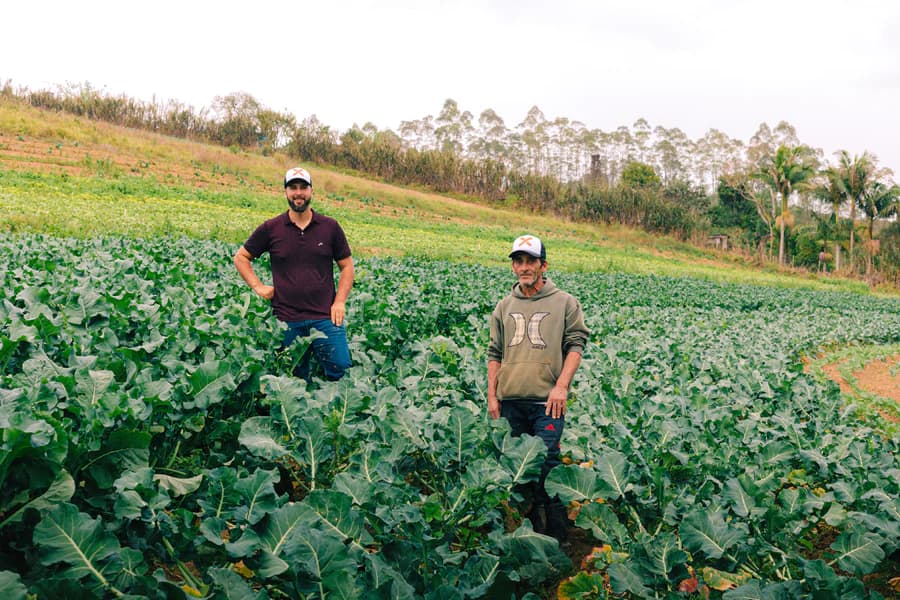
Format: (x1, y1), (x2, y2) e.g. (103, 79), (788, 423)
(79, 429), (150, 489)
(546, 464), (610, 503)
(724, 477), (760, 518)
(239, 417), (288, 460)
(722, 580), (805, 599)
(680, 509), (747, 560)
(829, 531), (885, 575)
(113, 467), (172, 520)
(493, 522), (565, 581)
(188, 359), (237, 409)
(573, 502), (630, 547)
(594, 450), (630, 499)
(241, 502), (313, 577)
(0, 571), (28, 600)
(445, 405), (481, 464)
(1, 468), (74, 527)
(154, 472), (203, 496)
(557, 570), (608, 599)
(608, 562), (653, 598)
(363, 553), (417, 599)
(295, 415), (333, 491)
(802, 559), (868, 599)
(499, 433), (546, 485)
(233, 468), (283, 525)
(456, 554), (501, 597)
(639, 531), (689, 578)
(73, 368), (115, 408)
(304, 489), (375, 550)
(284, 527), (361, 598)
(32, 503), (129, 595)
(207, 566), (270, 599)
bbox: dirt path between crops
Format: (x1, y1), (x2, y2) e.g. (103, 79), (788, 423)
(820, 354), (900, 423)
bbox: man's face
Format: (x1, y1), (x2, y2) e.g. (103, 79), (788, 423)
(285, 181), (313, 213)
(511, 253), (546, 288)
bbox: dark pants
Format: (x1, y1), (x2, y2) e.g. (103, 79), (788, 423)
(281, 319), (351, 381)
(501, 401), (568, 541)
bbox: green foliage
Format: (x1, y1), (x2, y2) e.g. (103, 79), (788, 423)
(3, 167), (880, 293)
(710, 177), (768, 246)
(879, 221), (900, 282)
(1, 234), (899, 597)
(571, 184), (701, 240)
(620, 161), (661, 190)
(788, 225), (822, 268)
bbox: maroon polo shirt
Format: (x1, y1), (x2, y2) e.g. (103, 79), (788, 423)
(243, 210), (352, 322)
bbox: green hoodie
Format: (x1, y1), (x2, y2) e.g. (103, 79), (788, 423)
(488, 278), (589, 402)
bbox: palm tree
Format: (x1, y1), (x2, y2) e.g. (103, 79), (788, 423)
(858, 181), (900, 276)
(835, 151), (875, 272)
(813, 166), (850, 270)
(755, 145), (818, 265)
(811, 211), (836, 272)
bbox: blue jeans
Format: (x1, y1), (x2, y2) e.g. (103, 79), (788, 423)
(281, 319), (351, 381)
(500, 401), (564, 479)
(501, 401), (567, 539)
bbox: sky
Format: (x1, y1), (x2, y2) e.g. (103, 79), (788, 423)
(4, 0), (900, 175)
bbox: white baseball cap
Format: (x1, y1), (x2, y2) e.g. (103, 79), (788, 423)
(284, 167), (312, 187)
(509, 235), (545, 259)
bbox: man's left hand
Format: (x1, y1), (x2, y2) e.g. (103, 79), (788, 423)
(546, 385), (568, 419)
(331, 301), (346, 326)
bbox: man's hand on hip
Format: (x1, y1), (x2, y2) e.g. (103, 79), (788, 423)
(253, 284), (275, 300)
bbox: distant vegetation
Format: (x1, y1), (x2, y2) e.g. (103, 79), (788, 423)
(2, 80), (898, 285)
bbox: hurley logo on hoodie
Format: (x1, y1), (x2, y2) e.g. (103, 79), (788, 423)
(507, 312), (550, 349)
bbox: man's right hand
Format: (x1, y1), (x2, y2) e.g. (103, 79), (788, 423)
(488, 397), (501, 420)
(253, 285), (275, 300)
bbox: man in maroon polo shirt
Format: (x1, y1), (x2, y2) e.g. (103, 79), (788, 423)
(233, 166), (354, 380)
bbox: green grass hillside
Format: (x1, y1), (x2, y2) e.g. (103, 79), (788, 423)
(0, 97), (886, 295)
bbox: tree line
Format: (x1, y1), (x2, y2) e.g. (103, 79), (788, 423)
(3, 81), (898, 285)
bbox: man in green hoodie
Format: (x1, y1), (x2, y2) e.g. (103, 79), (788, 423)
(487, 234), (589, 543)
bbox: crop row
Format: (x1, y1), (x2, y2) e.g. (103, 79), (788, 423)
(1, 233), (898, 598)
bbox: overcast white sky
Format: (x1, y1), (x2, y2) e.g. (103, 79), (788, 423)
(4, 0), (899, 175)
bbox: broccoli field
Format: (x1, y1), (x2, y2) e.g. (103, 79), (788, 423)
(1, 233), (899, 599)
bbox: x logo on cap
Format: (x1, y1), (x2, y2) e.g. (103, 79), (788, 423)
(518, 236), (535, 247)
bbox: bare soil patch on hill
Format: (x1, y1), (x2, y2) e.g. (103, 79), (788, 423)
(820, 354), (900, 424)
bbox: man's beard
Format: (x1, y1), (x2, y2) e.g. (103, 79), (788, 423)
(288, 198), (311, 213)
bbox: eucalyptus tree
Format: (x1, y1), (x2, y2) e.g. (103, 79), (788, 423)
(605, 126), (635, 184)
(697, 129), (735, 191)
(434, 99), (473, 155)
(755, 144), (819, 265)
(516, 106), (548, 174)
(544, 116), (572, 180)
(632, 118), (653, 163)
(836, 150), (876, 271)
(398, 115), (436, 150)
(471, 108), (509, 164)
(562, 119), (588, 181)
(653, 126), (691, 185)
(747, 121), (799, 167)
(859, 180), (900, 276)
